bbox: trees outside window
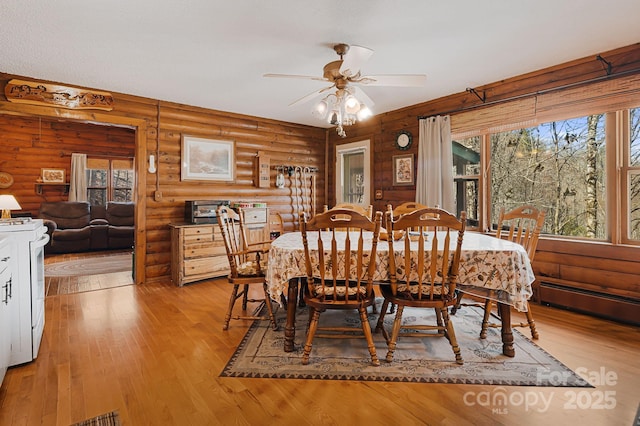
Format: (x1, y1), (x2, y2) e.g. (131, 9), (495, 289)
(490, 115), (606, 239)
(451, 104), (640, 245)
(626, 107), (640, 241)
(87, 158), (134, 206)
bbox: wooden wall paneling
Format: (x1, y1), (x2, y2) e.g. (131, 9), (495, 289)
(147, 100), (326, 282)
(324, 43), (640, 324)
(2, 43), (639, 313)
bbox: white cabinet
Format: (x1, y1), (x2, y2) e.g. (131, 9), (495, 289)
(0, 236), (13, 386)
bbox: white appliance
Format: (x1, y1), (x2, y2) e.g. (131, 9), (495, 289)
(0, 218), (49, 366)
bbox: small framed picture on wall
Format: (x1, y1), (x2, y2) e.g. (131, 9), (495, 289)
(181, 135), (235, 181)
(41, 168), (66, 183)
(392, 154), (414, 186)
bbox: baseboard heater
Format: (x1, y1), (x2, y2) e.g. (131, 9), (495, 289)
(538, 281), (640, 326)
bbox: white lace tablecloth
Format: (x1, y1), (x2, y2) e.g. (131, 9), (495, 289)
(266, 231), (535, 312)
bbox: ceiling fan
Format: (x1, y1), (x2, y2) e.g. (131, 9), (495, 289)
(264, 43), (427, 137)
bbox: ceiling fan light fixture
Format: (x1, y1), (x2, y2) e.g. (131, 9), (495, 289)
(344, 95), (360, 114)
(266, 42), (427, 138)
(313, 99), (329, 119)
(356, 103), (372, 120)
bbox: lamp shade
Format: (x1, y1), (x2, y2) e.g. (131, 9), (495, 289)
(0, 194), (21, 219)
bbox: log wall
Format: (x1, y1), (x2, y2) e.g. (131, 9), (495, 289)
(1, 41), (639, 324)
(0, 115), (135, 212)
(0, 74), (326, 284)
(326, 43), (640, 325)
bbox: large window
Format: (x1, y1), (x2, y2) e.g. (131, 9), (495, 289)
(451, 102), (639, 244)
(491, 115), (606, 239)
(87, 158), (134, 205)
(625, 107), (640, 241)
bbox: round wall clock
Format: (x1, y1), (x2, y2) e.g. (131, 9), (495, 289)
(395, 130), (412, 150)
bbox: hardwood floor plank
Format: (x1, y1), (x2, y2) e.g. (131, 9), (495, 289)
(1, 274), (638, 425)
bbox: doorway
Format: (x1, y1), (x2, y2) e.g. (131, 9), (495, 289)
(0, 107), (147, 286)
(335, 139), (371, 206)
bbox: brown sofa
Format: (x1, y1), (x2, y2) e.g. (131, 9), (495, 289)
(39, 201), (134, 253)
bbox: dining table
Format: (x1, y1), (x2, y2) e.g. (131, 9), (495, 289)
(265, 230), (535, 357)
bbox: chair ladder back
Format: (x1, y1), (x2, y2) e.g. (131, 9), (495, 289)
(218, 206), (240, 274)
(301, 210), (381, 304)
(496, 205), (545, 262)
(391, 208), (466, 301)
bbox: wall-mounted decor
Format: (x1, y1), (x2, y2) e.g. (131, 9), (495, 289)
(181, 136), (235, 181)
(255, 151), (270, 188)
(4, 79), (114, 111)
(0, 172), (14, 189)
(41, 168), (66, 183)
(392, 154), (414, 186)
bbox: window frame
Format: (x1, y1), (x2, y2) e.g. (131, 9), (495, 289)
(452, 104), (639, 247)
(86, 157), (135, 205)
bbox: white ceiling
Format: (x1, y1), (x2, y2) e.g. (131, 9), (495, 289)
(1, 1), (639, 129)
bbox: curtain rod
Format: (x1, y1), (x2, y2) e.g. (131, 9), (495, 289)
(417, 65), (640, 120)
(62, 153), (134, 159)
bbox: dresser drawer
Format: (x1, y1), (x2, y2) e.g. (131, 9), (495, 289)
(184, 243), (227, 259)
(183, 257), (228, 276)
(183, 232), (214, 244)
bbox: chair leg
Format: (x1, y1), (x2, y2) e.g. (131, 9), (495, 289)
(375, 299), (390, 333)
(435, 307), (444, 329)
(302, 308), (320, 365)
(223, 284), (241, 331)
(451, 290), (463, 315)
(442, 308), (463, 365)
(385, 305), (404, 362)
(358, 306), (380, 366)
(525, 302), (539, 339)
(480, 299), (493, 339)
(241, 284), (249, 310)
(262, 283), (279, 331)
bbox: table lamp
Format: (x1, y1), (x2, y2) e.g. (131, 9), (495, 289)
(0, 194), (21, 219)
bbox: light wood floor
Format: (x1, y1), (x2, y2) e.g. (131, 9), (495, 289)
(0, 277), (638, 425)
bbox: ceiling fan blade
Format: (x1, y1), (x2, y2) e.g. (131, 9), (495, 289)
(352, 86), (375, 107)
(339, 45), (374, 78)
(355, 74), (427, 87)
(288, 84), (335, 107)
(264, 73), (327, 82)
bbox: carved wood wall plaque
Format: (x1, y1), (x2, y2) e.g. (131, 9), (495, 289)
(4, 79), (114, 110)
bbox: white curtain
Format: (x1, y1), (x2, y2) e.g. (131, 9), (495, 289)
(69, 153), (87, 202)
(415, 115), (454, 213)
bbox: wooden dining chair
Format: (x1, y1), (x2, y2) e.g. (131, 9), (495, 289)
(299, 208), (383, 366)
(268, 211), (285, 240)
(217, 205), (278, 331)
(324, 203), (373, 220)
(478, 205), (545, 340)
(375, 207), (467, 365)
(385, 201), (429, 230)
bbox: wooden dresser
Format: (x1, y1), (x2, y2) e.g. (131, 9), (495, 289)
(169, 223), (229, 287)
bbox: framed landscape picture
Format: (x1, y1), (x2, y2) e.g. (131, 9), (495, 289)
(41, 168), (65, 183)
(181, 136), (235, 181)
(392, 154), (414, 186)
